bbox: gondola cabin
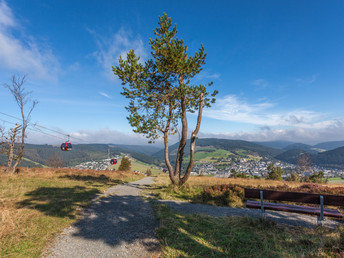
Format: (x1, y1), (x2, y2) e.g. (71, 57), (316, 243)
(110, 159), (117, 165)
(61, 142), (72, 151)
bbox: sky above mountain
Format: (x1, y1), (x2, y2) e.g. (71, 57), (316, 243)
(0, 0), (343, 145)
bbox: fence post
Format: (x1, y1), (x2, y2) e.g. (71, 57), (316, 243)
(260, 190), (265, 217)
(318, 195), (324, 225)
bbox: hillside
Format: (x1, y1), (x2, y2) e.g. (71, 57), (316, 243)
(153, 138), (283, 163)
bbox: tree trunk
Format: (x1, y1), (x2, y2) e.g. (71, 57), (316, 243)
(6, 124), (20, 174)
(179, 93), (204, 186)
(174, 97), (188, 184)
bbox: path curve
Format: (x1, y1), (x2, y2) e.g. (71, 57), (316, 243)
(158, 199), (343, 228)
(45, 177), (160, 257)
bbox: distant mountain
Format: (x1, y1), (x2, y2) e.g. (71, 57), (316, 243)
(283, 143), (321, 154)
(313, 141), (344, 151)
(153, 138), (283, 162)
(255, 141), (295, 149)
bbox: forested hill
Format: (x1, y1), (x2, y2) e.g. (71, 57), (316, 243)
(152, 138), (283, 162)
(11, 143), (159, 167)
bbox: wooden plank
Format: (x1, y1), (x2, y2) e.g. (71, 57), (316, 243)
(246, 200), (344, 218)
(244, 188), (344, 207)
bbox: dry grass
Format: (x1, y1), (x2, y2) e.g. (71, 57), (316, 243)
(151, 175), (344, 205)
(0, 166), (143, 257)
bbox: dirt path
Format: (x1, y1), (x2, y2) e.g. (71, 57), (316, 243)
(158, 199), (343, 228)
(45, 177), (160, 257)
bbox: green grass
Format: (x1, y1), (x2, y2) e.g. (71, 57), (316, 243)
(154, 204), (344, 257)
(328, 177), (344, 184)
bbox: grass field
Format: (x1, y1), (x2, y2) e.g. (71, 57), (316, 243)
(0, 167), (143, 257)
(328, 177), (344, 184)
(155, 204), (344, 257)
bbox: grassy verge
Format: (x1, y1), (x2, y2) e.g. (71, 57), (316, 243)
(154, 204), (344, 257)
(0, 167), (144, 257)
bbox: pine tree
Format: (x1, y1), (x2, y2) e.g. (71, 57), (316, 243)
(113, 13), (217, 185)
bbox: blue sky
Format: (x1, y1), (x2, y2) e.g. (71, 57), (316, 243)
(0, 0), (343, 145)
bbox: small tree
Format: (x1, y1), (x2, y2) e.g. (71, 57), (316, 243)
(47, 153), (64, 168)
(0, 75), (37, 174)
(118, 156), (131, 171)
(113, 13), (217, 185)
(266, 163), (284, 180)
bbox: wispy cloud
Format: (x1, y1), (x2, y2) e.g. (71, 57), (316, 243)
(99, 92), (112, 99)
(296, 74), (317, 84)
(194, 71), (220, 81)
(0, 1), (60, 80)
(91, 28), (147, 81)
(251, 78), (268, 89)
(204, 94), (337, 129)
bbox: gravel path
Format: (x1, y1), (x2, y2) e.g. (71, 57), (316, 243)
(45, 177), (160, 258)
(158, 199), (343, 228)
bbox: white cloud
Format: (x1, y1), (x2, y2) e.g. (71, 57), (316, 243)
(91, 28), (146, 81)
(0, 1), (59, 80)
(198, 120), (344, 144)
(99, 92), (112, 99)
(204, 95), (336, 129)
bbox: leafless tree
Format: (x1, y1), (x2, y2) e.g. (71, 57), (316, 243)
(297, 153), (311, 178)
(1, 75), (37, 174)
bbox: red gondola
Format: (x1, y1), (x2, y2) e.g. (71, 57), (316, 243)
(61, 142), (72, 151)
(110, 158), (117, 165)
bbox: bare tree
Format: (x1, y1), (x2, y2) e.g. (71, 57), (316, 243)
(297, 153), (311, 178)
(1, 75), (37, 174)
